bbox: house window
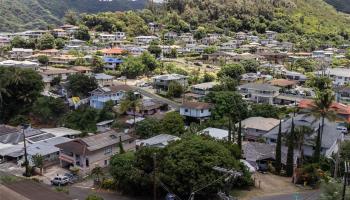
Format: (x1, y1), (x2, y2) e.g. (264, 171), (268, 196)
(201, 109), (204, 113)
(185, 109), (188, 112)
(86, 159), (89, 167)
(104, 146), (112, 155)
(104, 160), (108, 166)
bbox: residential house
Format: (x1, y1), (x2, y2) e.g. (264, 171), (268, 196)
(134, 36), (158, 45)
(39, 68), (78, 91)
(239, 117), (279, 141)
(186, 82), (217, 100)
(179, 33), (195, 45)
(126, 98), (166, 117)
(148, 22), (162, 33)
(122, 46), (146, 56)
(268, 79), (297, 90)
(180, 101), (212, 121)
(56, 130), (135, 174)
(96, 120), (114, 132)
(10, 48), (33, 60)
(242, 142), (298, 171)
(101, 48), (124, 57)
(264, 114), (344, 157)
(337, 87), (350, 105)
(71, 66), (93, 76)
(38, 49), (61, 57)
(152, 74), (188, 92)
(89, 85), (133, 109)
(265, 31), (277, 40)
(115, 32), (126, 40)
(199, 127), (228, 140)
(98, 33), (117, 43)
(282, 70), (307, 83)
(51, 29), (68, 38)
(316, 68), (350, 86)
(137, 134), (180, 148)
(0, 60), (39, 70)
(298, 99), (350, 123)
(236, 32), (247, 40)
(0, 36), (10, 47)
(94, 73), (114, 87)
(48, 55), (77, 65)
(103, 57), (123, 70)
(164, 31), (178, 41)
(237, 83), (280, 104)
(17, 30), (47, 39)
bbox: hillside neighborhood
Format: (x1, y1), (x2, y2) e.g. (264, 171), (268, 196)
(1, 1), (350, 200)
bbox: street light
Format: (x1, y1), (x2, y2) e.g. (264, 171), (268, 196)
(21, 123), (30, 177)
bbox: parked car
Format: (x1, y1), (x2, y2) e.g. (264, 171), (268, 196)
(51, 175), (70, 186)
(64, 173), (79, 183)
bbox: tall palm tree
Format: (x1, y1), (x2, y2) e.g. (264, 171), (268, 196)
(308, 89), (336, 163)
(120, 91), (142, 126)
(295, 125), (313, 167)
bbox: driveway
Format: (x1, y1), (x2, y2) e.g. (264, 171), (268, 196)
(0, 162), (24, 176)
(250, 190), (320, 200)
(237, 173), (316, 200)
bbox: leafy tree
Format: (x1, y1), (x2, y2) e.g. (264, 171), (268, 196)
(194, 26), (206, 40)
(135, 118), (162, 139)
(64, 10), (79, 25)
(340, 140), (350, 161)
(55, 38), (66, 49)
(292, 59), (316, 73)
(286, 118), (295, 177)
(249, 104), (282, 118)
(147, 43), (162, 58)
(119, 91), (141, 126)
(275, 120), (282, 174)
(32, 154), (44, 174)
(37, 55), (49, 66)
(31, 96), (66, 124)
(37, 33), (55, 50)
(120, 56), (145, 78)
(91, 166), (104, 184)
(0, 67), (44, 122)
(206, 91), (248, 141)
(85, 194), (104, 200)
(202, 72), (215, 83)
(92, 55), (105, 73)
(67, 74), (98, 98)
(204, 46), (218, 54)
(218, 63), (245, 80)
(240, 59), (259, 73)
(63, 107), (99, 132)
(140, 52), (158, 73)
(74, 25), (91, 41)
(307, 76), (332, 91)
(97, 100), (115, 122)
(167, 81), (183, 98)
(320, 180), (350, 200)
(10, 36), (27, 48)
(161, 111), (185, 136)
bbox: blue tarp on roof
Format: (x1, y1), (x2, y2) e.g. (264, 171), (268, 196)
(104, 57), (123, 64)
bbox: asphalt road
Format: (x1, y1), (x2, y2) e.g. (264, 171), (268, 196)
(250, 190), (320, 200)
(69, 186), (149, 200)
(134, 86), (181, 110)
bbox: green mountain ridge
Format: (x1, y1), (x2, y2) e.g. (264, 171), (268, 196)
(0, 0), (147, 32)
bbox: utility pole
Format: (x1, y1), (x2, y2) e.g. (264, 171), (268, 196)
(343, 161), (349, 200)
(334, 138), (341, 178)
(153, 153), (157, 200)
(22, 124), (30, 177)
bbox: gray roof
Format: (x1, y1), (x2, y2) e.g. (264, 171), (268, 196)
(138, 134), (180, 148)
(238, 83), (280, 92)
(82, 130), (133, 152)
(94, 73), (114, 80)
(153, 74), (187, 81)
(239, 117), (279, 132)
(0, 126), (43, 145)
(263, 114), (343, 149)
(242, 142), (292, 165)
(27, 137), (72, 156)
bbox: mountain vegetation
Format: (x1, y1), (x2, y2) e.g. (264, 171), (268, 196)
(0, 0), (147, 31)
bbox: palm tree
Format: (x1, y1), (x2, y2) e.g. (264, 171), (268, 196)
(308, 89), (336, 162)
(275, 120), (282, 174)
(295, 125), (313, 167)
(120, 91), (141, 126)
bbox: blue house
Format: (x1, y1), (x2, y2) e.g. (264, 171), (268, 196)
(103, 57), (123, 70)
(89, 85), (132, 109)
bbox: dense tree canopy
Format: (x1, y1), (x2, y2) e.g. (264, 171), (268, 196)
(67, 74), (98, 98)
(0, 67), (44, 122)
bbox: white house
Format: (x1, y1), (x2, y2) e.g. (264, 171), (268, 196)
(316, 68), (350, 86)
(134, 36), (158, 45)
(237, 83), (280, 105)
(180, 101), (212, 119)
(10, 48), (33, 60)
(199, 127), (228, 140)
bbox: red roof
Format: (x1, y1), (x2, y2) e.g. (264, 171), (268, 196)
(299, 99), (350, 122)
(101, 48), (124, 55)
